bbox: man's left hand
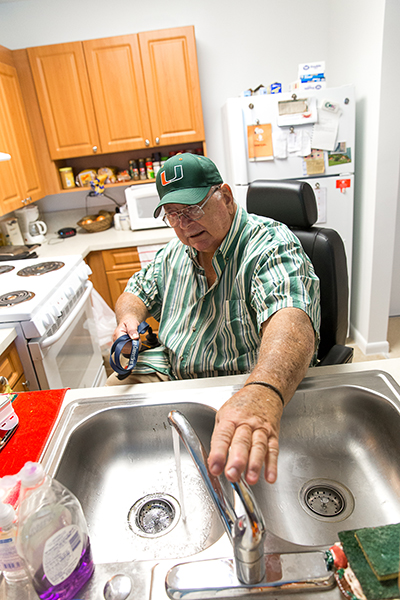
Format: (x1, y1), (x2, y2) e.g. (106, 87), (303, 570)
(207, 385), (283, 485)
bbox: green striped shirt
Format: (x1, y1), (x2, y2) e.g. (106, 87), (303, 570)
(125, 205), (320, 379)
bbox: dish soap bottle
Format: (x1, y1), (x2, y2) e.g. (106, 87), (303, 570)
(0, 499), (27, 582)
(16, 462), (94, 600)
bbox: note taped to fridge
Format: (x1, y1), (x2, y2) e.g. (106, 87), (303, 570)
(247, 123), (274, 161)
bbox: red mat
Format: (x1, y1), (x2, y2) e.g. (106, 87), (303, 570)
(0, 389), (68, 477)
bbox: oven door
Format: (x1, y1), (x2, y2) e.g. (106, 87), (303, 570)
(28, 282), (105, 390)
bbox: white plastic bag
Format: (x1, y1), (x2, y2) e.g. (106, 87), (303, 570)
(91, 288), (117, 349)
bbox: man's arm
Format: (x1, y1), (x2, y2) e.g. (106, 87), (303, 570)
(208, 307), (315, 485)
(113, 292), (151, 343)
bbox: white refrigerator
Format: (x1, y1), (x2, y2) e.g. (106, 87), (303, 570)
(222, 84), (355, 287)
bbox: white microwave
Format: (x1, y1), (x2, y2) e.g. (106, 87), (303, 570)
(125, 183), (167, 230)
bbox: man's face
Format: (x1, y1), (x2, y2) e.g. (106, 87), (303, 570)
(165, 185), (237, 255)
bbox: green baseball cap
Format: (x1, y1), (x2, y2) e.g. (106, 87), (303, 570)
(154, 154), (223, 217)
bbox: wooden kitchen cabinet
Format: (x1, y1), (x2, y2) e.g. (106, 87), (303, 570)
(27, 26), (205, 161)
(0, 49), (44, 216)
(138, 26), (205, 147)
(27, 42), (101, 160)
(0, 341), (28, 392)
(83, 35), (153, 154)
(87, 247), (159, 332)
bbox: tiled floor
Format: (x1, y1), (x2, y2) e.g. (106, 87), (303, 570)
(347, 316), (400, 362)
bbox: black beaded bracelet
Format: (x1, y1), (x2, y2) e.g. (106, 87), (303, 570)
(244, 381), (285, 407)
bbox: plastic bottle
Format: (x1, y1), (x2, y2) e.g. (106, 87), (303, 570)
(0, 499), (27, 582)
(17, 462), (94, 600)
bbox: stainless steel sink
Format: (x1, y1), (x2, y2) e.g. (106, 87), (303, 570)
(252, 370), (400, 547)
(37, 369), (400, 600)
(45, 401), (230, 564)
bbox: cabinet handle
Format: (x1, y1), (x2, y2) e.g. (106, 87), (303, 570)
(155, 137), (160, 145)
(145, 139), (150, 147)
(92, 146), (98, 153)
(22, 381), (30, 391)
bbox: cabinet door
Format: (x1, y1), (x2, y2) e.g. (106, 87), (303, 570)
(83, 35), (153, 154)
(28, 42), (101, 159)
(139, 26), (205, 147)
(0, 61), (43, 215)
(0, 342), (27, 391)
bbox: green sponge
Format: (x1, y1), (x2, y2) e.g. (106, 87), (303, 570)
(355, 524), (400, 581)
(338, 527), (400, 600)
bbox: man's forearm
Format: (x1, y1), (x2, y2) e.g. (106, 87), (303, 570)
(115, 292), (151, 331)
(247, 307), (316, 405)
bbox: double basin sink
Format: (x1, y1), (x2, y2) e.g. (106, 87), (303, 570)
(38, 370), (400, 600)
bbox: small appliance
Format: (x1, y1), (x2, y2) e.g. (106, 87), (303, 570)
(15, 205), (47, 245)
(125, 183), (167, 231)
(0, 217), (24, 246)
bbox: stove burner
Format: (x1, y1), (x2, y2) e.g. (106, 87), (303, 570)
(17, 261), (65, 277)
(0, 290), (35, 307)
(0, 265), (15, 275)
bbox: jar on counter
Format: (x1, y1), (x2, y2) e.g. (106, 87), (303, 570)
(129, 160), (139, 180)
(145, 158), (154, 179)
(138, 158), (147, 180)
(59, 167), (76, 189)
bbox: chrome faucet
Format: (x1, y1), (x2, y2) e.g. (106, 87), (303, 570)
(168, 410), (266, 584)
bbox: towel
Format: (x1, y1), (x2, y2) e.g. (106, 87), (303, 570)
(0, 389), (68, 478)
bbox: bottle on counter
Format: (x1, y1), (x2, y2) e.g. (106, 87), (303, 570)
(129, 159), (139, 181)
(152, 152), (161, 177)
(145, 158), (154, 180)
(0, 499), (28, 583)
(138, 158), (147, 180)
(16, 462), (94, 600)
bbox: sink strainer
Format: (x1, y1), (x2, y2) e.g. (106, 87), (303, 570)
(299, 479), (354, 522)
(128, 493), (181, 538)
(305, 485), (345, 516)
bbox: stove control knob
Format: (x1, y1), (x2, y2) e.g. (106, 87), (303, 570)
(50, 305), (61, 318)
(78, 270), (88, 283)
(42, 313), (56, 328)
(65, 286), (74, 300)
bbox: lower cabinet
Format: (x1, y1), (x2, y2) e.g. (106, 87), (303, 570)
(0, 341), (28, 392)
(86, 246), (159, 332)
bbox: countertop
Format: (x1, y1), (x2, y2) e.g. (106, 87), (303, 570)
(36, 209), (175, 259)
(49, 356), (400, 428)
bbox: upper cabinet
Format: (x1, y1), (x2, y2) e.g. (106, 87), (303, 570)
(27, 41), (102, 160)
(138, 27), (205, 147)
(83, 35), (152, 154)
(0, 57), (44, 216)
(27, 26), (205, 161)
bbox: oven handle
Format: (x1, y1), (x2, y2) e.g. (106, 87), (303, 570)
(40, 281), (93, 349)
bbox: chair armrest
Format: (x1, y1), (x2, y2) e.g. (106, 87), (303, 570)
(317, 344), (354, 366)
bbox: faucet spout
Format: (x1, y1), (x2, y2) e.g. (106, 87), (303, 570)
(168, 410), (266, 584)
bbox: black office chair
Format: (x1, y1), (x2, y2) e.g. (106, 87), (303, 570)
(247, 179), (354, 366)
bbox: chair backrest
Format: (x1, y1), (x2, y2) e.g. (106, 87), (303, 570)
(246, 180), (349, 362)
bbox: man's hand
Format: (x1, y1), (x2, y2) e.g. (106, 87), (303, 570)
(208, 386), (283, 485)
(207, 308), (316, 486)
(113, 292), (151, 352)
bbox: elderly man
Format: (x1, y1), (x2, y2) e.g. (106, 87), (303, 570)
(107, 153), (320, 486)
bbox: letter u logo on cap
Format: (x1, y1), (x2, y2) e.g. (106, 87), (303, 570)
(160, 165), (183, 186)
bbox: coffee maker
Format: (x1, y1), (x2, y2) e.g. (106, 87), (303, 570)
(15, 205), (47, 245)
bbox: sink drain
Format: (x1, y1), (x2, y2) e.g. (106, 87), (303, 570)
(305, 485), (345, 516)
(299, 479), (354, 522)
(128, 493), (181, 538)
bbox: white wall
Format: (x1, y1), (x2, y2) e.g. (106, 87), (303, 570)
(0, 0), (398, 355)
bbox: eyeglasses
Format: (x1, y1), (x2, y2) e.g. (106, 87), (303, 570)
(162, 185), (222, 228)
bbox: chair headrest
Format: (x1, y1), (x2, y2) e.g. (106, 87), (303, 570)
(246, 180), (318, 228)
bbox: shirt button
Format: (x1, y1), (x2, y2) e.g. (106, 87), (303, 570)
(180, 356), (184, 360)
(192, 326), (196, 331)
